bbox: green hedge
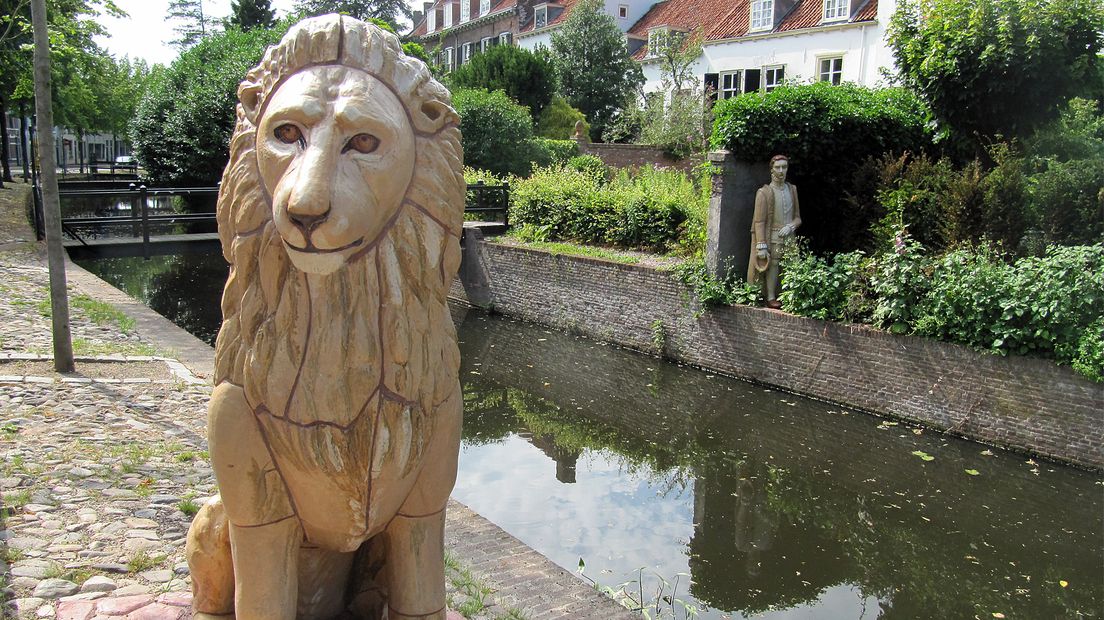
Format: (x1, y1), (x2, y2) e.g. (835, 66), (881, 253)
(711, 83), (931, 253)
(509, 165), (706, 253)
(531, 138), (579, 168)
(453, 88), (538, 177)
(778, 242), (1104, 380)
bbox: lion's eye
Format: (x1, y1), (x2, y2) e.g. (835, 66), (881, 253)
(274, 124), (303, 146)
(344, 133), (380, 154)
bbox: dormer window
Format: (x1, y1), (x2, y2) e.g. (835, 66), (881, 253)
(534, 4), (548, 28)
(480, 0), (490, 14)
(647, 27), (668, 57)
(823, 0), (848, 21)
(443, 1), (453, 27)
(750, 0), (773, 31)
(460, 0), (470, 22)
(427, 6), (436, 31)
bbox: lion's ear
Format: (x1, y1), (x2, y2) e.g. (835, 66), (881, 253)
(239, 82), (263, 124)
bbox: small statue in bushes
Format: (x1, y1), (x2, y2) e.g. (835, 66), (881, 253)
(748, 154), (802, 309)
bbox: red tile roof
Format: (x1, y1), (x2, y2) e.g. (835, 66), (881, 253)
(410, 0), (518, 38)
(630, 0), (878, 59)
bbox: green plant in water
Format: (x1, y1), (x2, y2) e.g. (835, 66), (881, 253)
(651, 319), (667, 355)
(578, 559), (698, 619)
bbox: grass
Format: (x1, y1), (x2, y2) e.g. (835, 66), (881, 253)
(71, 337), (159, 357)
(127, 550), (166, 573)
(501, 234), (642, 265)
(2, 489), (32, 511)
(36, 293), (136, 334)
(178, 498), (200, 517)
(1, 422), (18, 440)
(444, 550), (528, 620)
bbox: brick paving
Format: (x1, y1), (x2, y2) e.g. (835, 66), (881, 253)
(0, 184), (633, 620)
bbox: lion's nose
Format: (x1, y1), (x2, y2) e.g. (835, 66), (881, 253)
(287, 210), (328, 233)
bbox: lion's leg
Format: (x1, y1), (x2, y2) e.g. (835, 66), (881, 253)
(207, 382), (301, 620)
(382, 510), (447, 620)
(186, 497), (235, 616)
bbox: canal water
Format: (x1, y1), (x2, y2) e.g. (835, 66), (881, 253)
(61, 193), (217, 240)
(76, 252), (1103, 620)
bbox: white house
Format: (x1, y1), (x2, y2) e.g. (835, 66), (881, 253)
(629, 0), (896, 96)
(515, 0), (658, 51)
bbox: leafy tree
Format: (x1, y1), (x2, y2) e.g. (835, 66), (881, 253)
(1, 0), (125, 175)
(550, 0), (642, 138)
(448, 44), (555, 120)
(227, 0), (276, 31)
(636, 30), (709, 158)
(131, 23), (290, 185)
(294, 0), (409, 29)
(889, 0), (1104, 151)
(452, 88), (537, 177)
(168, 0), (216, 49)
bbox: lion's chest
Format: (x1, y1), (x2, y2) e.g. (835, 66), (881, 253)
(253, 394), (431, 551)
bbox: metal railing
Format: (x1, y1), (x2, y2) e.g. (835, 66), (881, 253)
(57, 184), (219, 258)
(465, 181), (509, 226)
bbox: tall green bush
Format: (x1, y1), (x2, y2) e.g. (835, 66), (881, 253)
(448, 45), (555, 120)
(536, 95), (589, 139)
(131, 23), (290, 185)
(509, 164), (705, 252)
(452, 88), (538, 177)
(711, 82), (931, 253)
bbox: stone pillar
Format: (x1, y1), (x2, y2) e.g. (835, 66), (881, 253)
(458, 225), (494, 309)
(705, 150), (765, 281)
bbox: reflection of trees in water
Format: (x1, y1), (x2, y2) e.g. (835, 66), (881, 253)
(455, 308), (1103, 619)
(77, 254), (227, 345)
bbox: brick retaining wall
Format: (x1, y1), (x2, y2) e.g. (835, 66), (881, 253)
(576, 141), (703, 174)
(451, 241), (1103, 469)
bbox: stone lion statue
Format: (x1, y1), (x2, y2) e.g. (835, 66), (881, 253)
(184, 15), (465, 620)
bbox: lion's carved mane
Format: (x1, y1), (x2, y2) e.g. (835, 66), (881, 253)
(212, 15), (464, 459)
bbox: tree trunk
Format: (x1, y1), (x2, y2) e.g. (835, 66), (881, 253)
(0, 96), (12, 184)
(19, 102), (30, 181)
(31, 0), (75, 372)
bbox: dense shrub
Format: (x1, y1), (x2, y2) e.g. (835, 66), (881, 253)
(711, 82), (931, 253)
(509, 164), (705, 252)
(565, 155), (608, 181)
(536, 95), (589, 139)
(1031, 159), (1104, 245)
(779, 247), (869, 323)
(453, 88), (538, 177)
(130, 24), (289, 185)
(447, 45), (555, 120)
(776, 239), (1104, 380)
(530, 138), (579, 168)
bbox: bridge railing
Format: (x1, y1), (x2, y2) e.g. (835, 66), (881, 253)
(465, 181), (509, 226)
(57, 184), (219, 258)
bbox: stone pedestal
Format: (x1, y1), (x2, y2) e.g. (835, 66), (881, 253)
(705, 151), (766, 281)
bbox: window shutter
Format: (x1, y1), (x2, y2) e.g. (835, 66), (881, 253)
(744, 69), (761, 92)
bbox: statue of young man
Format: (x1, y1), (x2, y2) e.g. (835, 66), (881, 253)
(747, 154), (802, 309)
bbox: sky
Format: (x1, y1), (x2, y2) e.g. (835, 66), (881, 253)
(93, 0), (419, 67)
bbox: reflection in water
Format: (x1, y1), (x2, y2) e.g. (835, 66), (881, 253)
(61, 193), (218, 239)
(453, 310), (1102, 620)
(76, 253), (1103, 619)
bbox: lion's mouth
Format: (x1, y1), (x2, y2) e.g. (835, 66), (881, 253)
(284, 237), (365, 254)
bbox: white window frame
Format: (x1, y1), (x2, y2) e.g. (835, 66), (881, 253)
(763, 64), (784, 91)
(427, 6), (436, 31)
(647, 27), (668, 58)
(460, 0), (470, 22)
(480, 36), (494, 52)
(460, 41), (473, 64)
(534, 4), (548, 28)
(499, 31), (511, 45)
(719, 70), (742, 99)
(444, 47), (455, 71)
(818, 56), (843, 85)
(443, 1), (453, 27)
(618, 3), (628, 18)
(823, 0), (848, 21)
(750, 0), (773, 31)
(480, 0), (490, 14)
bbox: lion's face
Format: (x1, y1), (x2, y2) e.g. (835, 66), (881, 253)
(256, 65), (416, 274)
